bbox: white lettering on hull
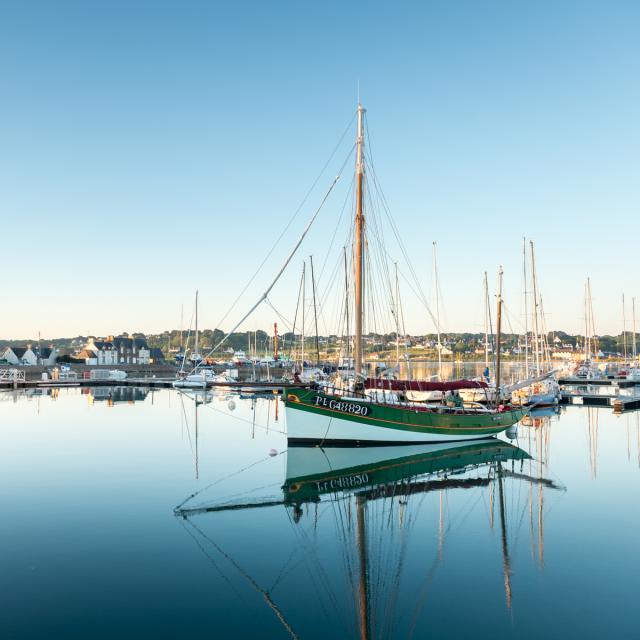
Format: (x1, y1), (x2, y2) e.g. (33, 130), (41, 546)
(312, 395), (371, 416)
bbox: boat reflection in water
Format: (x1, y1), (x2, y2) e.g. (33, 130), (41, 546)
(176, 439), (563, 638)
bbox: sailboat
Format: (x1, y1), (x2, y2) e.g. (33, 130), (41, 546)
(509, 240), (560, 407)
(174, 290), (215, 389)
(285, 104), (526, 444)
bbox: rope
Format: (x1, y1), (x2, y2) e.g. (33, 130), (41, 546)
(174, 449), (286, 511)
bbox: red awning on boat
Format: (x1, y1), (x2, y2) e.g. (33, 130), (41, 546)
(364, 378), (488, 392)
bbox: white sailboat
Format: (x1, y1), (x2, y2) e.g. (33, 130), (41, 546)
(174, 290), (212, 389)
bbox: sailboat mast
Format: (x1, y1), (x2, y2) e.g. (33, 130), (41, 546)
(587, 278), (594, 358)
(522, 238), (529, 378)
(194, 289), (199, 361)
(623, 294), (628, 361)
(433, 242), (442, 379)
(633, 297), (637, 362)
(495, 267), (504, 405)
(301, 262), (306, 377)
(354, 103), (366, 379)
(583, 281), (589, 361)
(530, 241), (540, 375)
(483, 271), (490, 371)
(180, 303), (184, 352)
(395, 262), (400, 370)
(310, 255), (320, 366)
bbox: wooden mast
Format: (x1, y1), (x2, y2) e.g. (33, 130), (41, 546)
(354, 103), (366, 379)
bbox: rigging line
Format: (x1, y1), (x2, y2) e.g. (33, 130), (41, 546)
(366, 154), (439, 329)
(187, 480), (283, 511)
(186, 518), (301, 640)
(265, 299), (295, 334)
(316, 172), (356, 289)
(287, 265), (305, 361)
(179, 306), (196, 374)
(281, 502), (349, 621)
(177, 517), (247, 603)
(211, 116), (357, 333)
(174, 449), (286, 511)
(198, 171), (346, 367)
(179, 394), (196, 460)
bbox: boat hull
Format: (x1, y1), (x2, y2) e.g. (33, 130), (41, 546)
(285, 388), (525, 444)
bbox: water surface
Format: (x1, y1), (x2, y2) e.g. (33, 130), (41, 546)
(1, 386), (638, 639)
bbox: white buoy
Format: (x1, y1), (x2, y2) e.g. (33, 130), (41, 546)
(227, 400), (236, 411)
(268, 448), (278, 457)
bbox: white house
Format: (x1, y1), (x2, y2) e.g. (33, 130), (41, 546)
(2, 345), (58, 366)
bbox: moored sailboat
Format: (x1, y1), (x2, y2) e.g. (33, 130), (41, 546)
(284, 104), (525, 443)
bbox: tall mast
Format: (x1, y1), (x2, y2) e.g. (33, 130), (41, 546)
(522, 238), (529, 378)
(530, 241), (540, 375)
(433, 242), (443, 379)
(588, 278), (595, 358)
(584, 280), (589, 361)
(633, 297), (637, 363)
(301, 262), (306, 377)
(395, 262), (400, 370)
(194, 289), (199, 362)
(483, 272), (490, 371)
(344, 246), (350, 363)
(354, 103), (366, 379)
(623, 294), (628, 361)
(180, 303), (184, 352)
(495, 266), (504, 405)
(310, 255), (320, 366)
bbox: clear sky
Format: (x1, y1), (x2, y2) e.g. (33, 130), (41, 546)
(1, 1), (639, 339)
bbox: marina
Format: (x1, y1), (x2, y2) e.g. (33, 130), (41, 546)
(3, 2), (640, 637)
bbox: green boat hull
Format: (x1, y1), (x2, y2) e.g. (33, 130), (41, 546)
(285, 387), (526, 444)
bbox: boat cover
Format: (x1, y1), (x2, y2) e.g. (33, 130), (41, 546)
(364, 378), (488, 392)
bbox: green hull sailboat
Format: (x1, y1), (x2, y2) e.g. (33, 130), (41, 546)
(285, 103), (525, 444)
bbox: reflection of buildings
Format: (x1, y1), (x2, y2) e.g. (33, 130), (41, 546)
(83, 386), (149, 405)
(176, 439), (564, 636)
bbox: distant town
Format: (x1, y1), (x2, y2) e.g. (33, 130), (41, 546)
(0, 329), (637, 367)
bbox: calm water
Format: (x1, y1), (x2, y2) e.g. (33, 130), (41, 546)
(1, 385), (639, 639)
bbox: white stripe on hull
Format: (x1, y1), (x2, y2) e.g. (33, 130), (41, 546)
(285, 406), (500, 443)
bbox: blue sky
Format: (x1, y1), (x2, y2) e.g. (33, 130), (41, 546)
(1, 1), (639, 339)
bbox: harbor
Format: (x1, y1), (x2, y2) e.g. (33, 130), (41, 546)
(3, 2), (640, 638)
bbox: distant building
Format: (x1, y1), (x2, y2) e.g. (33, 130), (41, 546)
(79, 334), (151, 365)
(1, 345), (58, 366)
